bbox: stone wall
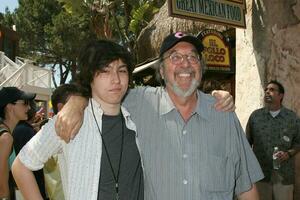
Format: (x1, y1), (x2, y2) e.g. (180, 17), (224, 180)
(235, 0), (300, 198)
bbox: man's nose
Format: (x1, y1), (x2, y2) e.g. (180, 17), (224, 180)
(181, 56), (190, 67)
(111, 71), (120, 83)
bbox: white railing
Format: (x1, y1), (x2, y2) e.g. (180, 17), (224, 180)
(0, 52), (53, 117)
(0, 51), (52, 92)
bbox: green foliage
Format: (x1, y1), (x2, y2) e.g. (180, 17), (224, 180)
(129, 3), (149, 34)
(44, 11), (90, 60)
(0, 8), (17, 28)
(54, 0), (160, 47)
(1, 0), (165, 86)
(129, 1), (159, 43)
(129, 2), (159, 35)
(57, 0), (89, 15)
(12, 0), (94, 86)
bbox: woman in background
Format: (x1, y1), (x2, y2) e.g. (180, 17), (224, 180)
(0, 87), (35, 199)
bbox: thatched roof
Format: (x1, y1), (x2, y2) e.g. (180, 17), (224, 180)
(135, 2), (228, 63)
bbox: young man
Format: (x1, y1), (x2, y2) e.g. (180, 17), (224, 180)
(55, 32), (263, 199)
(246, 80), (300, 200)
(0, 87), (35, 199)
(12, 40), (144, 200)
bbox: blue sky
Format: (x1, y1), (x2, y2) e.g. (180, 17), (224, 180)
(0, 0), (19, 13)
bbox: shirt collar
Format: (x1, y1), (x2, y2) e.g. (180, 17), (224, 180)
(194, 91), (211, 121)
(158, 88), (176, 115)
(158, 89), (211, 121)
(263, 106), (287, 117)
(88, 98), (131, 121)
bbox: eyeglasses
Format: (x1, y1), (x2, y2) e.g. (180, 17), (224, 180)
(164, 52), (200, 65)
(13, 100), (29, 106)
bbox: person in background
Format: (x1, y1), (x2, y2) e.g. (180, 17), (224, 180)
(246, 80), (300, 200)
(0, 87), (35, 200)
(54, 32), (262, 199)
(51, 84), (81, 115)
(12, 40), (144, 200)
(13, 100), (48, 199)
(44, 83), (80, 200)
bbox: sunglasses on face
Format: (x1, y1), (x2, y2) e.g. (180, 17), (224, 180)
(13, 100), (29, 106)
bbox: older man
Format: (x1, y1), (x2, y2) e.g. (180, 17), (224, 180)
(55, 32), (263, 199)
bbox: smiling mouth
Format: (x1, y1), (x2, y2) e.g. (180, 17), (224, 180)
(175, 67), (195, 78)
(265, 95), (272, 101)
(178, 73), (191, 77)
(175, 71), (196, 81)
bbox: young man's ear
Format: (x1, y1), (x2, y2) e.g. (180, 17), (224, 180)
(57, 103), (65, 113)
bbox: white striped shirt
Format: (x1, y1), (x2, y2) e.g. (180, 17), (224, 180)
(19, 98), (141, 200)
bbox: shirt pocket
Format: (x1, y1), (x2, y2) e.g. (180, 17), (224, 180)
(280, 126), (294, 149)
(199, 154), (235, 192)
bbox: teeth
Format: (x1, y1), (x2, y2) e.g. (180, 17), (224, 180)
(178, 73), (190, 77)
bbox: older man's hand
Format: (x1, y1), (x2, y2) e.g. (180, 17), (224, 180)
(55, 95), (88, 143)
(212, 90), (235, 112)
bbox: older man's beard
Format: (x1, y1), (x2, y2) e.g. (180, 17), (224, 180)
(162, 66), (201, 97)
(165, 78), (200, 98)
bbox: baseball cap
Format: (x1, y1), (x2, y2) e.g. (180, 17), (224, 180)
(0, 87), (36, 108)
(159, 32), (204, 57)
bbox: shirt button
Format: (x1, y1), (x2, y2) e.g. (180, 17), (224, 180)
(183, 154), (188, 158)
(183, 179), (188, 185)
(182, 130), (187, 135)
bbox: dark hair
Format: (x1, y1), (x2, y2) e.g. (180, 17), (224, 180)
(267, 80), (285, 94)
(39, 118), (49, 129)
(0, 100), (36, 120)
(51, 83), (80, 114)
(27, 100), (37, 121)
(0, 107), (4, 119)
(76, 40), (134, 97)
(267, 80), (284, 103)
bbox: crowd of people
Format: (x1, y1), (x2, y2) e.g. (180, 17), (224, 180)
(0, 32), (299, 200)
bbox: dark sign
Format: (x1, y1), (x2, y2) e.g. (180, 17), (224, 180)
(168, 0), (246, 28)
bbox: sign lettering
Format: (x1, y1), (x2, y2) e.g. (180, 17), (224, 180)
(169, 0), (246, 28)
(198, 29), (231, 71)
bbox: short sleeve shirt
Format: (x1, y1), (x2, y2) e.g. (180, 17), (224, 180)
(246, 106), (300, 184)
(124, 87), (264, 200)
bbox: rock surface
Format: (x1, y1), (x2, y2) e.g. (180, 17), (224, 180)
(236, 0), (300, 198)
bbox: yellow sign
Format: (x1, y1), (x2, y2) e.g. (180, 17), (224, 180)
(169, 0), (246, 28)
(198, 30), (230, 70)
